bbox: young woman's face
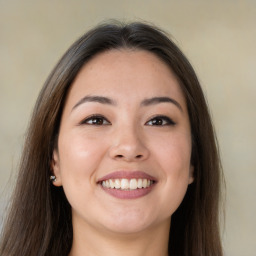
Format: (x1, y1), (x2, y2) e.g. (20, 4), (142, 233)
(53, 49), (193, 235)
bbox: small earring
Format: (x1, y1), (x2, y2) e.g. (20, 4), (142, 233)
(50, 175), (57, 182)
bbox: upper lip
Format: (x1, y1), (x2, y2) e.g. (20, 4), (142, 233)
(97, 170), (157, 183)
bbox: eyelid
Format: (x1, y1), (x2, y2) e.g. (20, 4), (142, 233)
(79, 114), (111, 125)
(145, 115), (176, 126)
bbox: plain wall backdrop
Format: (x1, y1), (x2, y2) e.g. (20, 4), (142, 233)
(0, 1), (255, 255)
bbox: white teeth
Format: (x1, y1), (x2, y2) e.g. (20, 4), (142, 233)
(121, 179), (129, 189)
(101, 178), (153, 190)
(130, 179), (137, 190)
(114, 179), (121, 189)
(109, 179), (115, 189)
(142, 179), (148, 188)
(137, 179), (143, 188)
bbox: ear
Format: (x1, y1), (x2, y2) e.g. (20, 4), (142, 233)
(51, 149), (63, 187)
(188, 165), (194, 185)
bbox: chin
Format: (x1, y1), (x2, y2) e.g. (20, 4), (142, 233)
(99, 209), (159, 234)
(104, 221), (150, 235)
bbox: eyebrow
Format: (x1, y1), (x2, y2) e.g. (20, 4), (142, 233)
(141, 97), (183, 111)
(72, 95), (183, 112)
(72, 95), (116, 111)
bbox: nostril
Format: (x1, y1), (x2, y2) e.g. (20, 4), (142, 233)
(114, 154), (143, 160)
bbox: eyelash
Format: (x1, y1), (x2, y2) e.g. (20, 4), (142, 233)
(145, 115), (176, 126)
(80, 114), (111, 125)
(80, 115), (176, 126)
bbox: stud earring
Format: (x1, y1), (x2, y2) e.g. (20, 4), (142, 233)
(50, 175), (57, 182)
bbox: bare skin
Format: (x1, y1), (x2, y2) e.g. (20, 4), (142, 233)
(52, 49), (193, 256)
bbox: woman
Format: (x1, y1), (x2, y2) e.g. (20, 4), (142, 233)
(0, 21), (223, 256)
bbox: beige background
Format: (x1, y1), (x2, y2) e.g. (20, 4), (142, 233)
(0, 1), (255, 255)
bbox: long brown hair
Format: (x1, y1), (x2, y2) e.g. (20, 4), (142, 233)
(0, 21), (224, 256)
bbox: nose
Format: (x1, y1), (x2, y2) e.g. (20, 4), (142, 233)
(108, 126), (149, 162)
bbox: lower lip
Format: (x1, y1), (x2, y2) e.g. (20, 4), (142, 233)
(100, 184), (155, 199)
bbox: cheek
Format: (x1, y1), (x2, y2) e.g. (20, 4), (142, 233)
(57, 133), (107, 187)
(57, 135), (105, 211)
(59, 131), (104, 166)
(155, 131), (192, 173)
(152, 133), (192, 214)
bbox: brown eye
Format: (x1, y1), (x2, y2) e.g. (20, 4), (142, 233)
(81, 115), (111, 125)
(146, 116), (176, 126)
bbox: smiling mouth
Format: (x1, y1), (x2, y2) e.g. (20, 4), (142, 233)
(97, 171), (157, 199)
(101, 178), (155, 190)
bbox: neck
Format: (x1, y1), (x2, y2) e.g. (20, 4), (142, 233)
(69, 216), (170, 256)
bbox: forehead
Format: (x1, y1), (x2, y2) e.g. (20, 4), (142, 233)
(65, 49), (186, 108)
